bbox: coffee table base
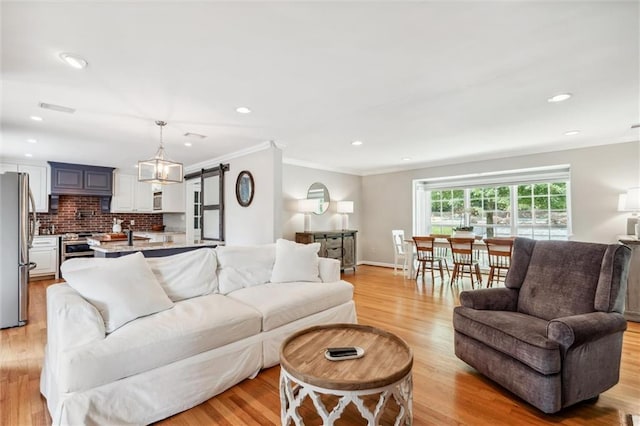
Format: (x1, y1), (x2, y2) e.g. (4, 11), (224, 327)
(280, 368), (412, 426)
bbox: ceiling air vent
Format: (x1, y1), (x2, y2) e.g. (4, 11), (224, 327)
(39, 102), (76, 114)
(184, 132), (207, 139)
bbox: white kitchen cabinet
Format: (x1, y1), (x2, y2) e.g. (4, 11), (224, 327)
(19, 164), (49, 212)
(135, 180), (153, 212)
(112, 173), (153, 213)
(29, 236), (59, 279)
(160, 181), (186, 213)
(1, 163), (49, 212)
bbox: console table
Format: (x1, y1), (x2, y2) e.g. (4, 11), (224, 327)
(295, 230), (357, 272)
(619, 235), (640, 322)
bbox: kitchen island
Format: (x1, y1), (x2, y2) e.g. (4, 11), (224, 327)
(88, 237), (219, 258)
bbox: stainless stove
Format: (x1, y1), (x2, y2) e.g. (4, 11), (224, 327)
(61, 231), (100, 263)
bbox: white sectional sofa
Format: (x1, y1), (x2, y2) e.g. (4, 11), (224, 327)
(40, 241), (357, 425)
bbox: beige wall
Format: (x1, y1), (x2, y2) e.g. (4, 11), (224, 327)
(360, 141), (640, 265)
(186, 143), (283, 246)
(282, 164), (362, 260)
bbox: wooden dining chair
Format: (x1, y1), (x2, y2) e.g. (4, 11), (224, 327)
(429, 233), (451, 276)
(483, 237), (515, 287)
(447, 237), (482, 288)
(413, 236), (446, 282)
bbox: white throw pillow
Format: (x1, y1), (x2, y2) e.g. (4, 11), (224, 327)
(216, 244), (276, 294)
(270, 239), (322, 283)
(63, 252), (174, 333)
(145, 248), (218, 301)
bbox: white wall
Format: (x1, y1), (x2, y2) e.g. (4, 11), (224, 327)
(282, 164), (362, 260)
(186, 142), (283, 245)
(361, 141), (640, 265)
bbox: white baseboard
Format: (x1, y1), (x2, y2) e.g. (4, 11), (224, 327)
(357, 261), (397, 269)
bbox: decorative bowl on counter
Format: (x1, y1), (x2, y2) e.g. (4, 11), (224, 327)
(151, 224), (166, 231)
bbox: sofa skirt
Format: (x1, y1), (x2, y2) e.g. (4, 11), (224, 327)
(41, 300), (357, 425)
(41, 336), (263, 426)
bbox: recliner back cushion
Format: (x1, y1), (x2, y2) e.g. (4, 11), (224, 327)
(517, 241), (607, 320)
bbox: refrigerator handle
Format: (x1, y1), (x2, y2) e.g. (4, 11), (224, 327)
(28, 262), (37, 270)
(28, 189), (37, 248)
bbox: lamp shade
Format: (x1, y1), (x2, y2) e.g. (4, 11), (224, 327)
(625, 187), (640, 211)
(337, 201), (354, 214)
(299, 198), (320, 213)
(618, 193), (629, 212)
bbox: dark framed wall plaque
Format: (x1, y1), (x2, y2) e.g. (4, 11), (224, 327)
(235, 170), (254, 207)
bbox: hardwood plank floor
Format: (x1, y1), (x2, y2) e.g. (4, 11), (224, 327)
(1, 266), (638, 425)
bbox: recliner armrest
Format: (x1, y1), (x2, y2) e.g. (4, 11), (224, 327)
(459, 288), (518, 311)
(547, 312), (627, 348)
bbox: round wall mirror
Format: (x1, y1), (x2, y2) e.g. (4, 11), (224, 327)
(307, 182), (330, 215)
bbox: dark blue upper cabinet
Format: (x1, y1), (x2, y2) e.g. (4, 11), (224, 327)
(49, 162), (114, 196)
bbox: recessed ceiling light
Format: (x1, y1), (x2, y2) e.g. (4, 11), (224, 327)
(26, 139), (37, 144)
(564, 130), (580, 136)
(59, 52), (88, 69)
(236, 106), (251, 114)
(184, 142), (192, 147)
(402, 157), (411, 161)
(25, 153), (33, 158)
(30, 116), (43, 121)
(39, 102), (75, 114)
(134, 164), (139, 168)
(351, 140), (363, 146)
(547, 93), (572, 103)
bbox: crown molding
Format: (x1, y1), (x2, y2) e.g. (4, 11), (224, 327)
(282, 157), (363, 176)
(185, 140), (279, 173)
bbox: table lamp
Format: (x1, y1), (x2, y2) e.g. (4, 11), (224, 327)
(299, 199), (320, 232)
(337, 201), (354, 230)
(624, 187), (640, 236)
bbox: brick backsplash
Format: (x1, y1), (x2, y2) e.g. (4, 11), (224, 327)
(36, 195), (163, 234)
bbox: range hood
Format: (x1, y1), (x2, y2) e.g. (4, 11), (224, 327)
(48, 162), (115, 213)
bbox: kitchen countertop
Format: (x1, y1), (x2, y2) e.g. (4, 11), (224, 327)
(87, 235), (151, 246)
(90, 239), (219, 254)
(133, 230), (186, 235)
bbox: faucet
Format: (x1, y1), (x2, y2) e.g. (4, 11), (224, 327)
(125, 229), (134, 246)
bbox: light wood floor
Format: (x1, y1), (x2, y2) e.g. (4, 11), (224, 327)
(2, 266), (639, 425)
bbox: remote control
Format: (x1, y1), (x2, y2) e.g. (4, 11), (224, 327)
(324, 346), (365, 361)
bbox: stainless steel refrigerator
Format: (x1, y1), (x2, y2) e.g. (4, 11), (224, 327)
(0, 172), (37, 329)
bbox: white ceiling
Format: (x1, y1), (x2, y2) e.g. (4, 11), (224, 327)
(1, 1), (638, 176)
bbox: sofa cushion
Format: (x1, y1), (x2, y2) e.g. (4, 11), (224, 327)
(62, 252), (174, 333)
(453, 306), (561, 375)
(146, 248), (218, 301)
(270, 239), (321, 283)
(227, 281), (353, 332)
(216, 244), (276, 294)
(58, 293), (262, 392)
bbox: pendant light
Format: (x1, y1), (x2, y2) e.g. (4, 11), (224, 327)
(138, 120), (183, 184)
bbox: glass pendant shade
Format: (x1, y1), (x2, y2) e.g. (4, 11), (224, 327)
(138, 121), (183, 184)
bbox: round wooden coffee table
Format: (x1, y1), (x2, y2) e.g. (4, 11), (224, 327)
(279, 323), (413, 425)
